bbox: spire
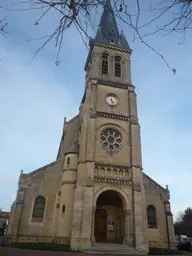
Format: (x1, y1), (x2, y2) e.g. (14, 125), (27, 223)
(94, 0), (130, 51)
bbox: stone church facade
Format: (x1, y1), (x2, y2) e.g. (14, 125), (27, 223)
(6, 1), (175, 254)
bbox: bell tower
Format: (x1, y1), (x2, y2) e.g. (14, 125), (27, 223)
(85, 0), (132, 85)
(70, 0), (148, 253)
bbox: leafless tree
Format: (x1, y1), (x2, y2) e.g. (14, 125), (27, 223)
(8, 0), (192, 72)
(0, 6), (8, 36)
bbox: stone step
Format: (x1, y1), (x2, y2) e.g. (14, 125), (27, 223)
(88, 246), (136, 251)
(85, 249), (146, 255)
(85, 250), (139, 255)
(85, 243), (146, 255)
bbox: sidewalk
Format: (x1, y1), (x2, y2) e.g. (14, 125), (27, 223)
(0, 247), (85, 256)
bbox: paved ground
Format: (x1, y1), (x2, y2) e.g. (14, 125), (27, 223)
(0, 247), (192, 256)
(0, 247), (84, 256)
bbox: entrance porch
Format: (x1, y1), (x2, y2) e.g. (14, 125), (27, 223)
(92, 190), (133, 246)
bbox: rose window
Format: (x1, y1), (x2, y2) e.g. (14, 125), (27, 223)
(100, 128), (122, 152)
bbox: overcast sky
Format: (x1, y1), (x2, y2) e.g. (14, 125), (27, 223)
(0, 1), (192, 220)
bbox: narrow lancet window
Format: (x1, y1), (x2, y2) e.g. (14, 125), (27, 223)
(102, 54), (109, 74)
(147, 205), (157, 228)
(67, 157), (70, 167)
(115, 56), (121, 77)
(32, 196), (46, 218)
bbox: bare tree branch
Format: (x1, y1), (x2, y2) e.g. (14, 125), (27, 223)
(0, 6), (8, 36)
(6, 0), (192, 72)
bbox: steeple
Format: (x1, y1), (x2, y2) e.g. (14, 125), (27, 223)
(94, 0), (130, 51)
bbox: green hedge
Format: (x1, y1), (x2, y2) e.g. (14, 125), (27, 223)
(5, 242), (73, 252)
(148, 247), (185, 255)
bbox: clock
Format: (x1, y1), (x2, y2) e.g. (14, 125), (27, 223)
(106, 95), (118, 106)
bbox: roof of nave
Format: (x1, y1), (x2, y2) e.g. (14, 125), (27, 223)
(143, 172), (169, 195)
(56, 114), (80, 159)
(18, 115), (80, 179)
(20, 160), (59, 178)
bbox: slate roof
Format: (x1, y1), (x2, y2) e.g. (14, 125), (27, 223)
(94, 0), (130, 51)
(143, 172), (169, 194)
(85, 0), (131, 70)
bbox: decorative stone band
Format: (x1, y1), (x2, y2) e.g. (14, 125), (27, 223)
(97, 111), (129, 121)
(166, 212), (173, 216)
(95, 162), (130, 169)
(93, 42), (132, 54)
(94, 164), (131, 180)
(5, 235), (70, 245)
(63, 168), (77, 172)
(61, 181), (76, 186)
(129, 115), (139, 125)
(94, 178), (131, 186)
(64, 152), (79, 156)
(97, 79), (134, 90)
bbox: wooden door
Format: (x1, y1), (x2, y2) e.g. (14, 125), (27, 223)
(95, 209), (107, 242)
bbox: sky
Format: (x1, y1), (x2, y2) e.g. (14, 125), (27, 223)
(0, 1), (192, 221)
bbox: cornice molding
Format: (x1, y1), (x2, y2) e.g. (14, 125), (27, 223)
(64, 152), (79, 156)
(93, 42), (132, 54)
(97, 79), (134, 90)
(63, 168), (77, 172)
(94, 177), (131, 186)
(129, 115), (139, 125)
(61, 181), (76, 186)
(95, 162), (130, 169)
(97, 111), (129, 121)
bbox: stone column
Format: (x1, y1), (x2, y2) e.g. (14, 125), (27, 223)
(80, 185), (94, 250)
(164, 201), (176, 250)
(91, 207), (96, 245)
(124, 210), (133, 247)
(123, 210), (129, 245)
(6, 172), (26, 243)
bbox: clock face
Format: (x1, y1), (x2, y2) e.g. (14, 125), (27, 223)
(106, 95), (118, 106)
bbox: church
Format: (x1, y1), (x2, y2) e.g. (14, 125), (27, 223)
(6, 0), (175, 254)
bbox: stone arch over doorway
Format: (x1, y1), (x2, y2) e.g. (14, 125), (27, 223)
(93, 189), (127, 244)
(93, 187), (129, 210)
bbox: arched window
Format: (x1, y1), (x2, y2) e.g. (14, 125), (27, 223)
(32, 196), (46, 218)
(147, 205), (157, 228)
(67, 157), (70, 166)
(62, 205), (66, 213)
(115, 56), (121, 77)
(102, 54), (109, 75)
